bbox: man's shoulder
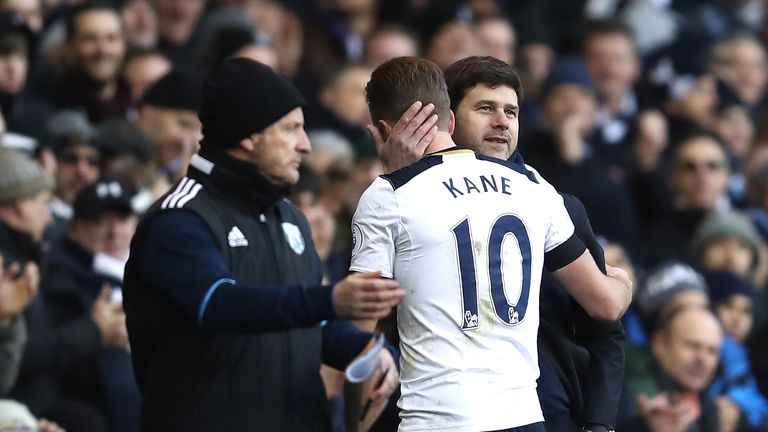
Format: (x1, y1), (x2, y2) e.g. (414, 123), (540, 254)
(474, 153), (540, 184)
(380, 154), (446, 191)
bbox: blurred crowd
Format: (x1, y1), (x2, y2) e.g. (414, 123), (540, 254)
(1, 0), (768, 431)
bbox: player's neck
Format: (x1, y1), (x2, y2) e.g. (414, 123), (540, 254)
(424, 132), (456, 155)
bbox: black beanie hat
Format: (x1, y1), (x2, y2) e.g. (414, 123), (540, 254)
(199, 58), (306, 149)
(141, 69), (203, 112)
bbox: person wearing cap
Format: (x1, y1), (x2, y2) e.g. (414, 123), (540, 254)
(689, 208), (764, 285)
(134, 68), (203, 185)
(123, 57), (404, 431)
(703, 271), (768, 432)
(633, 261), (710, 338)
(14, 180), (140, 432)
(0, 147), (50, 362)
(45, 110), (100, 233)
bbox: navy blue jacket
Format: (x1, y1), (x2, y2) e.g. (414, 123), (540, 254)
(124, 147), (374, 431)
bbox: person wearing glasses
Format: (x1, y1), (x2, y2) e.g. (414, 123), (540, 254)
(641, 130), (732, 266)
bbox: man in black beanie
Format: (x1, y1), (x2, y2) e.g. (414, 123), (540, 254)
(123, 58), (404, 431)
(135, 69), (203, 183)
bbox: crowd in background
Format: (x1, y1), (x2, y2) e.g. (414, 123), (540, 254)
(1, 0), (768, 430)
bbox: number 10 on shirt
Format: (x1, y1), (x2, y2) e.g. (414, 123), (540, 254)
(451, 214), (532, 330)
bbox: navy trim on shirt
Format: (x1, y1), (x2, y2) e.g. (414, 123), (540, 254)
(475, 153), (539, 184)
(381, 154), (445, 191)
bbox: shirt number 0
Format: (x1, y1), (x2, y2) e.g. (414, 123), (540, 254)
(451, 214), (532, 330)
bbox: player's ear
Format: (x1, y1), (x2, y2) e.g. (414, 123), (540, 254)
(448, 110), (455, 135)
(377, 120), (393, 141)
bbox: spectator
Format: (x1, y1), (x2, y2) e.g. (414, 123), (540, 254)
(363, 24), (418, 68)
(202, 25), (277, 73)
(713, 81), (755, 205)
(123, 58), (402, 430)
(134, 69), (202, 184)
(634, 261), (710, 338)
(93, 118), (153, 192)
(0, 0), (41, 34)
(521, 56), (639, 252)
(0, 146), (52, 261)
(619, 306), (722, 432)
(0, 12), (34, 126)
(155, 0), (205, 68)
(642, 131), (732, 265)
(710, 35), (768, 110)
(319, 63), (372, 129)
(305, 129), (354, 177)
(0, 149), (104, 432)
(122, 49), (171, 104)
(0, 252), (37, 396)
(705, 271), (768, 432)
(29, 3), (130, 124)
(119, 0), (157, 50)
(583, 19), (644, 168)
(424, 21), (481, 71)
(664, 63), (719, 136)
(474, 16), (515, 65)
(27, 181), (140, 432)
(306, 63), (374, 154)
(45, 110), (99, 227)
(689, 209), (764, 284)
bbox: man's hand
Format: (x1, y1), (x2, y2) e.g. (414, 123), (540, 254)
(38, 418), (65, 432)
(715, 396), (741, 432)
(635, 110), (668, 172)
(637, 392), (700, 432)
(90, 284), (128, 348)
(554, 113), (586, 165)
(333, 272), (404, 320)
(367, 101), (439, 173)
(0, 256), (39, 327)
(367, 347), (399, 405)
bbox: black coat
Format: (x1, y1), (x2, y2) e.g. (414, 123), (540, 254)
(11, 239), (111, 415)
(537, 194), (627, 430)
(124, 147), (333, 431)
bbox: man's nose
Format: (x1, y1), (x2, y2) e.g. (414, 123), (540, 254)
(491, 110), (509, 129)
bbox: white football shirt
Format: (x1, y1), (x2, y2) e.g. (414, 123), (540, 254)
(350, 149), (577, 432)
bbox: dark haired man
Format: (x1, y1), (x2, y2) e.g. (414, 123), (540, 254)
(369, 55), (628, 432)
(353, 56), (632, 432)
(27, 3), (129, 124)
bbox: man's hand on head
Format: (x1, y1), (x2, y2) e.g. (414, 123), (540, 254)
(367, 101), (439, 173)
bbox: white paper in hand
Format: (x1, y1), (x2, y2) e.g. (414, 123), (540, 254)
(345, 333), (385, 383)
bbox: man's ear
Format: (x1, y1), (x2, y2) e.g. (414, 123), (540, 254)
(376, 120), (393, 141)
(448, 110), (455, 135)
(240, 134), (257, 152)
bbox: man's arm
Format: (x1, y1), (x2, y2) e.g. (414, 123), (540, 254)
(0, 314), (25, 395)
(539, 183), (633, 322)
(560, 193), (627, 430)
(135, 211), (403, 333)
(551, 253), (632, 322)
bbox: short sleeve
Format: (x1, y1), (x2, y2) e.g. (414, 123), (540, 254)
(349, 177), (399, 278)
(527, 165), (575, 252)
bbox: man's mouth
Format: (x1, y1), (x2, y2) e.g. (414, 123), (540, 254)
(484, 136), (509, 145)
